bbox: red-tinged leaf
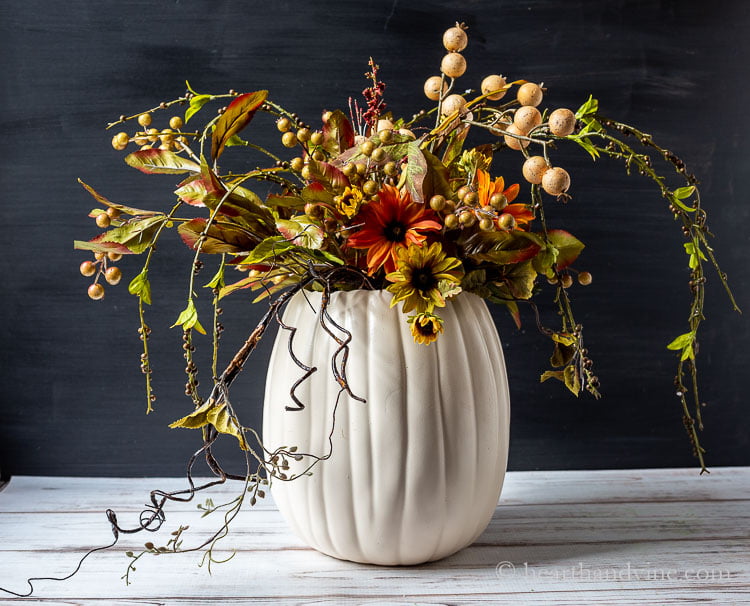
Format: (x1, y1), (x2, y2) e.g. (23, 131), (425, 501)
(211, 90), (268, 160)
(178, 218), (258, 254)
(124, 149), (201, 174)
(547, 229), (585, 269)
(74, 235), (133, 255)
(99, 216), (168, 253)
(504, 300), (522, 330)
(404, 141), (427, 203)
(218, 275), (260, 299)
(78, 179), (161, 216)
(175, 176), (211, 207)
(300, 182), (335, 205)
(306, 161), (349, 192)
(322, 109), (355, 156)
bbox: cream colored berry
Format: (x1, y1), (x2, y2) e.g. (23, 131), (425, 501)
(442, 25), (468, 52)
(578, 271), (593, 286)
(441, 53), (467, 79)
(87, 283), (105, 300)
(137, 113), (152, 127)
(481, 75), (507, 101)
(548, 108), (577, 136)
(169, 115), (184, 130)
(513, 106), (542, 133)
(79, 261), (97, 277)
(441, 94), (467, 116)
(522, 156), (549, 184)
(541, 167), (571, 195)
(517, 82), (543, 107)
(105, 266), (122, 285)
(376, 118), (394, 132)
(503, 124), (530, 150)
(423, 76), (447, 101)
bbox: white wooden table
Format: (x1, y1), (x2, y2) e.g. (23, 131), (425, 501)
(0, 468), (748, 604)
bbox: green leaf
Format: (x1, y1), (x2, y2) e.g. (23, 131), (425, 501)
(128, 270), (152, 305)
(668, 193), (697, 213)
(276, 217), (325, 250)
(571, 136), (600, 160)
(575, 95), (599, 119)
(238, 235), (296, 264)
(124, 149), (201, 174)
(546, 229), (584, 269)
(211, 90), (268, 160)
(185, 94), (211, 124)
(225, 134), (248, 147)
(494, 260), (538, 300)
(204, 263), (225, 290)
(100, 216), (167, 254)
(314, 249), (345, 265)
(185, 80), (200, 95)
(171, 299), (206, 334)
(266, 193), (306, 209)
(674, 186), (696, 200)
(667, 331), (696, 361)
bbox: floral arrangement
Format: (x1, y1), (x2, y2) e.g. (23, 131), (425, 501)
(68, 21), (739, 579)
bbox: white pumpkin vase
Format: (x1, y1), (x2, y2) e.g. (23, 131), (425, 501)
(262, 289), (510, 565)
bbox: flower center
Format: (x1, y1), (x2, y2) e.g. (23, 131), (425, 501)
(411, 267), (437, 291)
(415, 318), (437, 336)
(383, 221), (407, 242)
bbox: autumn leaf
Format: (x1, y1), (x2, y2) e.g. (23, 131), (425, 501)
(211, 90), (268, 160)
(546, 229), (585, 269)
(321, 109), (355, 156)
(78, 179), (162, 216)
(178, 218), (259, 254)
(169, 400), (249, 451)
(124, 149), (201, 174)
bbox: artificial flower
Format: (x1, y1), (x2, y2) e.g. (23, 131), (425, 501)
(346, 185), (441, 274)
(386, 242), (464, 314)
(407, 312), (444, 345)
(334, 186), (364, 218)
(476, 169), (534, 229)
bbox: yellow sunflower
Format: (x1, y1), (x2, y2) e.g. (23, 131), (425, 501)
(407, 312), (444, 345)
(386, 242), (464, 314)
(334, 186), (364, 218)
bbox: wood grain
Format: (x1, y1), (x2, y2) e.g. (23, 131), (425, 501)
(0, 468), (748, 604)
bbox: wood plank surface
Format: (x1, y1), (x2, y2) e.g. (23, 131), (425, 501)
(0, 468), (748, 604)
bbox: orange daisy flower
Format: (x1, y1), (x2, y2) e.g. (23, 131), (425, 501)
(476, 169), (534, 229)
(347, 185), (441, 274)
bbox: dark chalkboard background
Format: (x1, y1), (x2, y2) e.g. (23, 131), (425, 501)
(0, 0), (747, 477)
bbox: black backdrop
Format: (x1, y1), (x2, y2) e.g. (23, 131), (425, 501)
(0, 0), (747, 477)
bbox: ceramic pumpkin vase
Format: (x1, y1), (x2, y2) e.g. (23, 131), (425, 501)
(262, 289), (510, 565)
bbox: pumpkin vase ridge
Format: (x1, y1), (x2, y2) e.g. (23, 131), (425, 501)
(262, 289), (510, 565)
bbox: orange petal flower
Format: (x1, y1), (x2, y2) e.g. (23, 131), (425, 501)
(346, 185), (441, 274)
(476, 169), (533, 229)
